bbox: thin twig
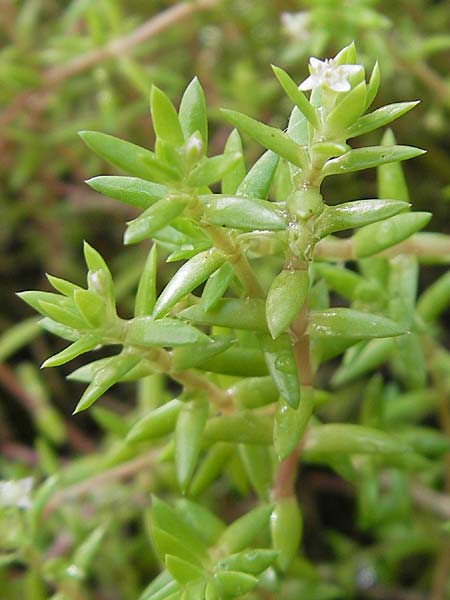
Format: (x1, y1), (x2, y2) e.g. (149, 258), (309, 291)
(0, 0), (219, 129)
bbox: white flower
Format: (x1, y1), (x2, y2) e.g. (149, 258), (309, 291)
(299, 57), (362, 93)
(281, 11), (310, 42)
(0, 477), (34, 509)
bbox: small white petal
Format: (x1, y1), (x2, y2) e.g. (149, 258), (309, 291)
(309, 57), (323, 70)
(340, 64), (363, 76)
(330, 80), (351, 92)
(299, 75), (314, 90)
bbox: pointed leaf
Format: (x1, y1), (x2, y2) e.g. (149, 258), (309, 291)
(239, 444), (273, 499)
(79, 131), (172, 181)
(260, 335), (299, 408)
(126, 316), (210, 347)
(190, 443), (234, 496)
(308, 308), (407, 339)
(205, 413), (272, 445)
(236, 150), (279, 199)
(201, 194), (286, 231)
(174, 498), (226, 545)
(331, 338), (395, 386)
(377, 129), (410, 201)
(179, 298), (267, 332)
(327, 81), (367, 132)
(348, 102), (419, 139)
(323, 145), (426, 177)
(304, 424), (409, 455)
(222, 129), (245, 194)
(127, 399), (182, 442)
(274, 388), (314, 461)
(179, 77), (208, 144)
(135, 245), (158, 317)
(188, 153), (242, 187)
(271, 497), (302, 572)
(124, 196), (188, 245)
(314, 199), (410, 238)
(365, 61), (380, 109)
(86, 176), (166, 209)
(202, 262), (234, 311)
(175, 397), (209, 493)
(266, 269), (309, 338)
(214, 571), (258, 597)
(165, 555), (204, 585)
(217, 549), (278, 575)
(353, 212), (432, 258)
(151, 527), (202, 566)
(218, 503), (274, 554)
(221, 109), (306, 167)
(42, 337), (99, 368)
(172, 336), (234, 371)
(417, 271), (450, 322)
(151, 86), (184, 145)
(272, 66), (319, 128)
(153, 249), (225, 318)
(74, 354), (141, 413)
(46, 275), (82, 297)
(74, 289), (106, 327)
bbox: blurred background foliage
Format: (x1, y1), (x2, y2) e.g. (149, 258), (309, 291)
(1, 0), (450, 598)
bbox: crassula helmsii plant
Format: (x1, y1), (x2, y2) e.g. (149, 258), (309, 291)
(18, 43), (450, 598)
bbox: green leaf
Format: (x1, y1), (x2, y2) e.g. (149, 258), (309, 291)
(18, 290), (74, 314)
(274, 388), (314, 461)
(70, 525), (108, 580)
(323, 145), (425, 177)
(153, 249), (225, 318)
(308, 308), (407, 339)
(40, 318), (79, 342)
(417, 271), (450, 322)
(236, 150), (279, 199)
(42, 337), (99, 368)
(377, 129), (410, 202)
(202, 263), (234, 311)
(199, 346), (267, 377)
(260, 335), (300, 408)
(151, 497), (208, 558)
(190, 442), (234, 496)
(230, 377), (278, 410)
(79, 131), (174, 182)
(172, 336), (234, 371)
(46, 275), (82, 297)
(331, 338), (395, 386)
(221, 109), (306, 168)
(266, 269), (309, 338)
(201, 194), (286, 231)
(124, 195), (188, 245)
(314, 264), (364, 301)
(365, 61), (380, 109)
(179, 298), (267, 332)
(174, 499), (226, 545)
(304, 424), (409, 456)
(74, 289), (106, 327)
(272, 66), (319, 128)
(135, 245), (158, 317)
(165, 555), (204, 585)
(74, 354), (141, 413)
(271, 497), (302, 572)
(214, 571), (258, 597)
(179, 77), (208, 144)
(86, 176), (166, 209)
(69, 357), (151, 383)
(205, 413), (272, 445)
(347, 102), (419, 139)
(150, 86), (184, 145)
(217, 549), (278, 575)
(127, 399), (182, 442)
(314, 199), (410, 238)
(218, 503), (274, 554)
(151, 527), (202, 566)
(327, 81), (367, 132)
(222, 130), (246, 194)
(239, 444), (273, 499)
(353, 212), (432, 258)
(37, 301), (87, 329)
(126, 316), (210, 347)
(175, 397), (209, 493)
(188, 153), (242, 187)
